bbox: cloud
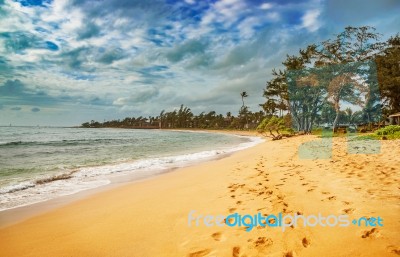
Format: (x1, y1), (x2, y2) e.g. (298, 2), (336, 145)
(0, 31), (59, 53)
(96, 47), (125, 64)
(0, 79), (25, 96)
(165, 39), (209, 63)
(260, 3), (273, 10)
(201, 0), (246, 29)
(0, 0), (399, 126)
(301, 9), (321, 32)
(325, 0), (400, 26)
(0, 79), (60, 106)
(76, 20), (101, 40)
(0, 79), (108, 109)
(58, 47), (91, 70)
(113, 86), (159, 106)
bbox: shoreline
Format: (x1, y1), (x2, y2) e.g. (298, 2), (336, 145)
(0, 134), (399, 256)
(0, 129), (263, 228)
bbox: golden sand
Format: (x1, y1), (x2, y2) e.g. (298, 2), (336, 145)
(0, 134), (399, 256)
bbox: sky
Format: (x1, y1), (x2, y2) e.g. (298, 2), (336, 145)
(0, 0), (399, 126)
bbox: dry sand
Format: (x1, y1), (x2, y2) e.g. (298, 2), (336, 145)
(0, 134), (399, 256)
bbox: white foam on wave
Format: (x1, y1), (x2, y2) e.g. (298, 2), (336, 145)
(0, 134), (264, 211)
(0, 182), (36, 194)
(0, 178), (110, 211)
(75, 135), (263, 178)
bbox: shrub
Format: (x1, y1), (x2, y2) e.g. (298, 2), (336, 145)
(375, 125), (400, 135)
(257, 116), (293, 140)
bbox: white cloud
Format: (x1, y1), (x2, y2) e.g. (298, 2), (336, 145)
(201, 0), (246, 27)
(301, 9), (321, 32)
(260, 3), (273, 10)
(237, 16), (260, 38)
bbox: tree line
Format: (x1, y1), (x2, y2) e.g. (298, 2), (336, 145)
(82, 102), (265, 130)
(83, 26), (399, 133)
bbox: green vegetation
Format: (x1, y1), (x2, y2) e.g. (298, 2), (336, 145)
(261, 27), (399, 134)
(82, 104), (265, 130)
(257, 116), (294, 140)
(83, 27), (399, 139)
(375, 125), (400, 139)
(376, 35), (400, 114)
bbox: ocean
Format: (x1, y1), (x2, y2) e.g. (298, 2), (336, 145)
(0, 127), (262, 211)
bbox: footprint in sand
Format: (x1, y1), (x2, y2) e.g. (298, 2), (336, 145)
(302, 237), (311, 248)
(327, 196), (337, 201)
(188, 249), (211, 257)
(227, 184), (237, 189)
(361, 228), (380, 238)
(342, 208), (355, 214)
(386, 245), (400, 255)
(211, 232), (225, 242)
(229, 208), (237, 213)
(232, 246), (240, 257)
(284, 250), (297, 257)
(254, 237), (273, 248)
(266, 190), (273, 195)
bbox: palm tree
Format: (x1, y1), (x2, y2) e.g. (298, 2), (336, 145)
(240, 92), (249, 129)
(240, 91), (248, 108)
(159, 110), (165, 128)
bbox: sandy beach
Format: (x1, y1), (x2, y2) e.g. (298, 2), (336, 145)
(0, 133), (399, 257)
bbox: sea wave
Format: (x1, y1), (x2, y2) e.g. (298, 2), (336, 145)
(0, 182), (36, 194)
(0, 135), (263, 211)
(0, 138), (134, 147)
